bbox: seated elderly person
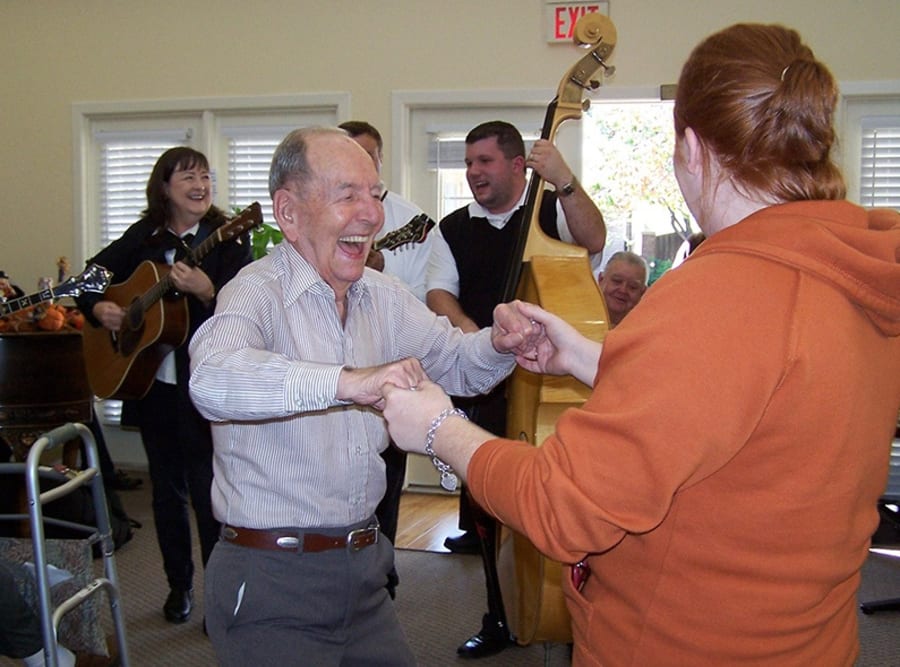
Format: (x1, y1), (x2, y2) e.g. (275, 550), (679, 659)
(597, 250), (648, 327)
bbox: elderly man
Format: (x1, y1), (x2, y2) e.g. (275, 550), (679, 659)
(597, 250), (648, 327)
(189, 126), (537, 666)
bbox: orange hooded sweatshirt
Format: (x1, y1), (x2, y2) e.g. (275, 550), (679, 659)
(468, 201), (900, 666)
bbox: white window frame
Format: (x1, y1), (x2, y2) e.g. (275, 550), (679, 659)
(71, 93), (350, 269)
(391, 89), (581, 214)
(836, 80), (900, 207)
(71, 94), (349, 425)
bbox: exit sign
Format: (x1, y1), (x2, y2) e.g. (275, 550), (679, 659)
(545, 1), (609, 43)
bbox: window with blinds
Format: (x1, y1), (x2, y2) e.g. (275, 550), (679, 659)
(96, 131), (191, 245)
(860, 118), (900, 209)
(79, 100), (345, 427)
(224, 130), (290, 224)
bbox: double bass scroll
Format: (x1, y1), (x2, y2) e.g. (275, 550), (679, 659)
(499, 13), (617, 647)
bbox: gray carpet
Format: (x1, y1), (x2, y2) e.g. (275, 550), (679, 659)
(3, 472), (900, 666)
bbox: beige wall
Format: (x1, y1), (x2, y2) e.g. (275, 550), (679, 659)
(1, 0), (899, 288)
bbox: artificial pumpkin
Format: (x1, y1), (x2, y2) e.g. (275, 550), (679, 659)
(65, 308), (85, 330)
(37, 304), (66, 331)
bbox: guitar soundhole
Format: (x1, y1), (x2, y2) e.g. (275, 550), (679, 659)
(117, 327), (142, 357)
(119, 300), (145, 357)
(126, 300), (144, 331)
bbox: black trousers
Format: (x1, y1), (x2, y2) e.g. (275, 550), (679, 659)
(454, 385), (509, 628)
(375, 443), (407, 545)
(137, 380), (220, 591)
(375, 442), (407, 596)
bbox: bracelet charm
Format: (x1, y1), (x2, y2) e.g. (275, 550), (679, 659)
(424, 407), (467, 492)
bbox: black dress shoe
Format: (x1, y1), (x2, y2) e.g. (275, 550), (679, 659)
(456, 614), (515, 659)
(163, 587), (193, 624)
(443, 531), (480, 555)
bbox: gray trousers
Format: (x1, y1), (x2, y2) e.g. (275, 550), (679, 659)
(205, 521), (416, 666)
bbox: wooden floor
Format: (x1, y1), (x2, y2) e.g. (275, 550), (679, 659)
(395, 490), (461, 552)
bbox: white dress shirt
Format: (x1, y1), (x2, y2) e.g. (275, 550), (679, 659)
(189, 241), (515, 530)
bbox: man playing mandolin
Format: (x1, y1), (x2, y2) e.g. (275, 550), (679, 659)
(426, 119), (606, 658)
(77, 147), (253, 627)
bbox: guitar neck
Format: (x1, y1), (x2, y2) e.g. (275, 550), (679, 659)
(136, 228), (225, 310)
(1, 289), (57, 317)
(136, 203), (261, 311)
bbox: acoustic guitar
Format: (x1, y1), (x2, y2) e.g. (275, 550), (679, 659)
(82, 202), (263, 401)
(497, 13), (617, 646)
(0, 264), (112, 317)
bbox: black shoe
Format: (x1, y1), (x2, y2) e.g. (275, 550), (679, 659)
(443, 531), (480, 555)
(456, 614), (515, 659)
(163, 587), (193, 624)
(111, 469), (142, 491)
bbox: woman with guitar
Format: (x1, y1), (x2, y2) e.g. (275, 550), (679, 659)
(382, 23), (900, 666)
(77, 147), (253, 626)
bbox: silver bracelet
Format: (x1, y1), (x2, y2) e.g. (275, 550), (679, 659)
(424, 408), (467, 492)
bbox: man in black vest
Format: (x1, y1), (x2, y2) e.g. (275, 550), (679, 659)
(426, 120), (606, 658)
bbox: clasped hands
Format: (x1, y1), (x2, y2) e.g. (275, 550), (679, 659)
(340, 300), (583, 459)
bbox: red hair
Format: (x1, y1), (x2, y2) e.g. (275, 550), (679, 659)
(674, 24), (845, 205)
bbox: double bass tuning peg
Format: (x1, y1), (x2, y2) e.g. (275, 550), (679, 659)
(591, 51), (616, 78)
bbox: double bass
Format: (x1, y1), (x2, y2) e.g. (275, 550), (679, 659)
(497, 13), (617, 646)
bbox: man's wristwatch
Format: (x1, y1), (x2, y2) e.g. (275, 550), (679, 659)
(559, 176), (578, 197)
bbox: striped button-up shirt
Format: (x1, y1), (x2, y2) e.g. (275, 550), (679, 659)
(189, 242), (515, 529)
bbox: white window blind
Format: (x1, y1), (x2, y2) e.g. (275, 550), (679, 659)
(95, 130), (191, 246)
(860, 118), (900, 209)
(224, 127), (293, 225)
(426, 132), (539, 170)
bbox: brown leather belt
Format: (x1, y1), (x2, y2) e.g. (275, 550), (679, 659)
(221, 524), (379, 553)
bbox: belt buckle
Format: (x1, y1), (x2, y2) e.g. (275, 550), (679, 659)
(276, 535), (300, 549)
(346, 526), (378, 552)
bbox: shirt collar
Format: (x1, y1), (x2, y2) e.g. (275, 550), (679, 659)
(277, 242), (372, 308)
(172, 222), (200, 239)
(466, 189), (527, 229)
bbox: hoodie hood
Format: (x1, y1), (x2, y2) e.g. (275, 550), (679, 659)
(695, 200), (900, 337)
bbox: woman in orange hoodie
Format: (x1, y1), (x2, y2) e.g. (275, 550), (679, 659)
(382, 23), (900, 666)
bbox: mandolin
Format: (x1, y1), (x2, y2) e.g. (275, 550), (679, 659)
(0, 264), (112, 318)
(372, 212), (435, 252)
(498, 13), (617, 647)
(82, 202), (263, 400)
